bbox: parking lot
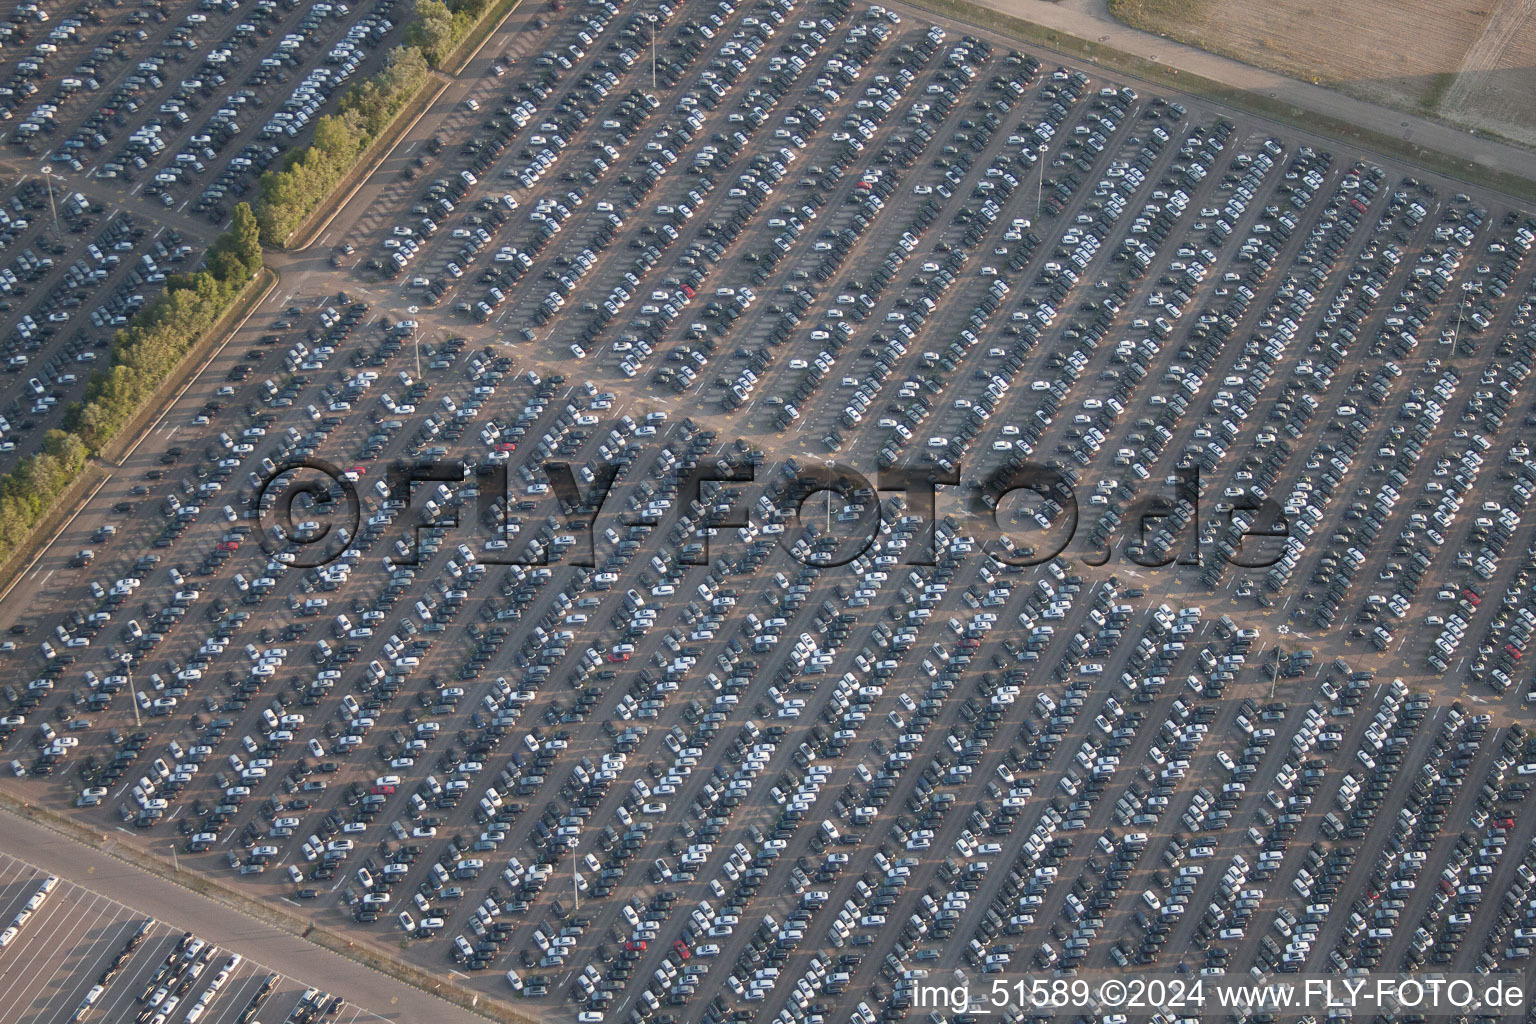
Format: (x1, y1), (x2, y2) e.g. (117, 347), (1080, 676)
(0, 0), (1534, 1021)
(0, 850), (387, 1024)
(0, 0), (410, 469)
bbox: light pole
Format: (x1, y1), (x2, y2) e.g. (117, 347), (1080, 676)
(650, 12), (657, 92)
(125, 659), (141, 729)
(1035, 144), (1047, 222)
(170, 842), (179, 872)
(41, 166), (60, 238)
(1450, 292), (1466, 353)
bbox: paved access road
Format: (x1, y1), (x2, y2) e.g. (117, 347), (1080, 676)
(0, 808), (486, 1024)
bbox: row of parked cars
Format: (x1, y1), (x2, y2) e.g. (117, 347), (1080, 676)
(120, 0), (399, 222)
(0, 0), (407, 470)
(4, 1), (1536, 1023)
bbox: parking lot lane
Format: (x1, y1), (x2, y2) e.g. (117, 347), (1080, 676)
(0, 819), (481, 1024)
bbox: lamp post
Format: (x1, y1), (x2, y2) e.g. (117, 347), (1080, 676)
(125, 658), (141, 729)
(1035, 144), (1048, 222)
(41, 166), (60, 238)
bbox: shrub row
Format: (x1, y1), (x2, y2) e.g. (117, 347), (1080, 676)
(255, 44), (432, 245)
(256, 0), (494, 246)
(1, 0), (499, 567)
(0, 429), (91, 566)
(0, 204), (264, 568)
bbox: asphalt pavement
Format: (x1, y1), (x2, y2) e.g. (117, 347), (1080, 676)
(0, 805), (488, 1024)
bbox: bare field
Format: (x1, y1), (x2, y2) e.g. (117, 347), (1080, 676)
(1108, 0), (1536, 146)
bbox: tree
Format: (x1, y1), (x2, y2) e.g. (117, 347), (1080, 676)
(227, 203), (263, 277)
(345, 46), (430, 135)
(204, 202), (262, 282)
(256, 43), (436, 245)
(0, 429), (90, 564)
(409, 0), (457, 66)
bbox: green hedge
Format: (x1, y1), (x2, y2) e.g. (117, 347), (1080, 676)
(255, 0), (503, 247)
(407, 0), (492, 67)
(0, 203), (263, 567)
(0, 429), (91, 566)
(2, 0), (504, 566)
(67, 203), (264, 452)
(256, 45), (432, 245)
